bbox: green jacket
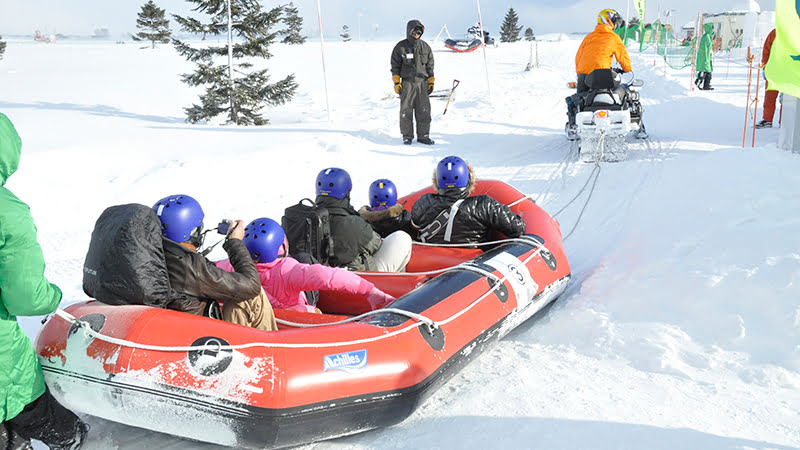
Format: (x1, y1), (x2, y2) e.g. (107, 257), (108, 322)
(0, 113), (63, 421)
(696, 23), (714, 73)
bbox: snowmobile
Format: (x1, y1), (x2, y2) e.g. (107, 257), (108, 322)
(444, 26), (496, 53)
(566, 68), (647, 163)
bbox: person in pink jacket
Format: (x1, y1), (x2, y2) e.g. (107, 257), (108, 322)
(215, 217), (395, 313)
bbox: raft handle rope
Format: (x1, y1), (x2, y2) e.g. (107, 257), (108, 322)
(52, 307), (437, 352)
(50, 240), (549, 353)
(353, 236), (545, 277)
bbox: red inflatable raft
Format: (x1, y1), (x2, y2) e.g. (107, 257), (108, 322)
(35, 180), (571, 449)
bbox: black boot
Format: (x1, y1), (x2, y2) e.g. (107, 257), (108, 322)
(403, 137), (412, 145)
(702, 72), (714, 90)
(417, 136), (435, 145)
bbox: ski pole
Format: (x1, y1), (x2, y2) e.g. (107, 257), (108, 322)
(443, 79), (461, 115)
(742, 52), (753, 148)
(752, 63), (761, 148)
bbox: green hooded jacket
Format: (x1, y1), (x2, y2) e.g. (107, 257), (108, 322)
(0, 112), (63, 421)
(696, 22), (715, 73)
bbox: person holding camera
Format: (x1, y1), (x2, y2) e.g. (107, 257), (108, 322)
(391, 19), (435, 146)
(152, 194), (277, 331)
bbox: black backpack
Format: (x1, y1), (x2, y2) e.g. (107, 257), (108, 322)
(282, 198), (334, 266)
(83, 204), (172, 307)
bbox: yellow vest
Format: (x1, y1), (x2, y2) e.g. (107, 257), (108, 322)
(765, 0), (800, 98)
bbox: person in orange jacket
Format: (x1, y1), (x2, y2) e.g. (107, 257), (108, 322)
(566, 9), (633, 136)
(757, 28), (777, 128)
(575, 9), (632, 92)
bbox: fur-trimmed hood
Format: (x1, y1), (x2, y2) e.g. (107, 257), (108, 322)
(432, 160), (476, 196)
(359, 203), (405, 222)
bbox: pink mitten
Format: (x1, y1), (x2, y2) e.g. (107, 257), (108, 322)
(366, 287), (396, 310)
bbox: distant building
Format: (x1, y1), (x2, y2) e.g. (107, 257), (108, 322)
(698, 1), (774, 52)
(92, 28), (110, 39)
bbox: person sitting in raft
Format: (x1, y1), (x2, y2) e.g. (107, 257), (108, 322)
(153, 194), (278, 331)
(215, 217), (397, 312)
(315, 168), (412, 272)
(359, 178), (417, 239)
(411, 156), (526, 246)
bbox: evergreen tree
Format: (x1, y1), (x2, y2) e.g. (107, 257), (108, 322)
(172, 0), (297, 126)
(340, 25), (351, 42)
(0, 36), (6, 61)
(524, 27), (535, 41)
(629, 17), (641, 27)
(280, 2), (306, 44)
(132, 0), (171, 48)
(499, 7), (522, 43)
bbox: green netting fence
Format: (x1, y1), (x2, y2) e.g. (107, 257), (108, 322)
(616, 20), (695, 69)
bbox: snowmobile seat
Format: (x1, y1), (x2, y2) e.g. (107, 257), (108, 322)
(581, 90), (625, 111)
(585, 69), (620, 90)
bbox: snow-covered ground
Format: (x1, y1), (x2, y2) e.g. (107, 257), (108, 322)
(1, 36), (798, 449)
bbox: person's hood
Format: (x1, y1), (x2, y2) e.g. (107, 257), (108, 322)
(406, 19), (425, 40)
(0, 113), (22, 186)
(704, 23), (714, 35)
(315, 194), (358, 215)
(595, 23), (614, 33)
(359, 203), (404, 222)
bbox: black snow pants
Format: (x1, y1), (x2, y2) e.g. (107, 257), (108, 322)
(566, 73), (589, 126)
(399, 77), (431, 140)
(2, 388), (87, 450)
(695, 72), (713, 90)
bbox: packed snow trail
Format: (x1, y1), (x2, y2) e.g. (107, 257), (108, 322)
(3, 37), (796, 450)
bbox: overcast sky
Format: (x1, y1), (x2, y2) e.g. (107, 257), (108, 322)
(2, 0), (769, 39)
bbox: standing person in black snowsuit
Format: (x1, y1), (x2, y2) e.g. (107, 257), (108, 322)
(411, 156), (526, 246)
(391, 19), (435, 146)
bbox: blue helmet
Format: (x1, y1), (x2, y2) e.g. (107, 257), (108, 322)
(243, 217), (285, 263)
(436, 156), (470, 189)
(368, 179), (398, 209)
(316, 168), (352, 199)
(152, 194), (205, 243)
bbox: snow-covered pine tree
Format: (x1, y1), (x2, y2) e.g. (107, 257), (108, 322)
(340, 25), (351, 42)
(132, 0), (171, 48)
(0, 36), (6, 61)
(280, 2), (306, 44)
(524, 27), (535, 41)
(499, 7), (522, 43)
(172, 0), (297, 125)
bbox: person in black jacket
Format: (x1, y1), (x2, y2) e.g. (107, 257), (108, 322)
(391, 19), (435, 145)
(411, 156), (526, 245)
(314, 169), (412, 272)
(153, 194), (277, 331)
(359, 178), (416, 239)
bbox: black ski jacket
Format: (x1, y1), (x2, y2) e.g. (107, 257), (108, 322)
(315, 195), (382, 271)
(163, 238), (261, 316)
(391, 20), (434, 82)
(411, 188), (526, 245)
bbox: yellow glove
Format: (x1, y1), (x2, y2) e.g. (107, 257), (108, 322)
(392, 75), (403, 95)
(427, 76), (435, 95)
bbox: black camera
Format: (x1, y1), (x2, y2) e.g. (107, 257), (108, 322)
(217, 219), (233, 235)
